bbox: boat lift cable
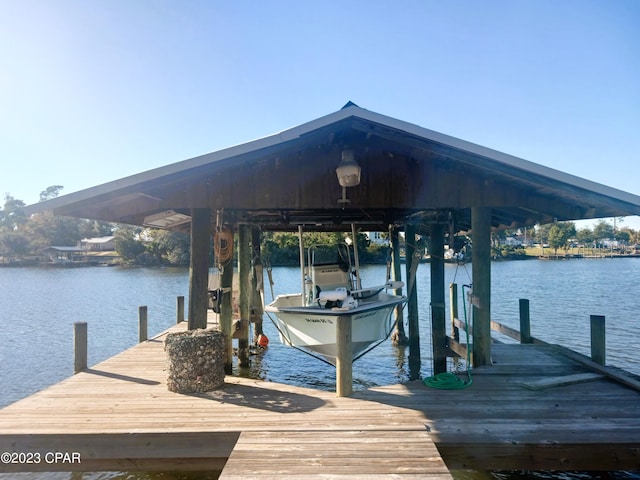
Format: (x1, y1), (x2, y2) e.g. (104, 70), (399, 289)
(353, 311), (405, 362)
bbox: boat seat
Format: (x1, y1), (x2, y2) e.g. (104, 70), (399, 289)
(311, 263), (351, 293)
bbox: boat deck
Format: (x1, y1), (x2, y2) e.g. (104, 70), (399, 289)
(1, 319), (639, 476)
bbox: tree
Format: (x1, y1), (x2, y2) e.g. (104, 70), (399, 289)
(0, 231), (30, 261)
(114, 226), (146, 263)
(39, 186), (64, 202)
(1, 195), (27, 231)
(146, 229), (190, 265)
(547, 222), (576, 257)
(593, 220), (614, 245)
(576, 227), (594, 246)
(21, 212), (82, 250)
(78, 219), (115, 239)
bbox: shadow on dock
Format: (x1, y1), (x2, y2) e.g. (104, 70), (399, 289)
(191, 382), (327, 413)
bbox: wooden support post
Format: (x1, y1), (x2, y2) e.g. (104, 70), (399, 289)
(237, 224), (251, 368)
(450, 283), (459, 343)
(74, 322), (87, 374)
(138, 306), (148, 343)
(430, 223), (447, 375)
(405, 224), (420, 379)
(336, 315), (353, 397)
(188, 208), (211, 330)
(219, 233), (234, 374)
(590, 315), (606, 365)
(251, 226), (265, 341)
(390, 225), (407, 345)
(519, 299), (532, 344)
(176, 296), (185, 324)
(471, 207), (492, 367)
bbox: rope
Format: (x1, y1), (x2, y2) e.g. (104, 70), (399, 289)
(214, 226), (234, 266)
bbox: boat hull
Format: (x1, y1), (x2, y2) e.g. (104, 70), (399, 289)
(265, 292), (405, 365)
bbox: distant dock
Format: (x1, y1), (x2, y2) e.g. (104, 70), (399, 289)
(1, 319), (639, 476)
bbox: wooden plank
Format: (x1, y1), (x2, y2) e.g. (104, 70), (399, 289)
(220, 429), (451, 479)
(520, 372), (604, 390)
(553, 344), (640, 392)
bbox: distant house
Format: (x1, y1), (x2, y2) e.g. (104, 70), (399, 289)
(365, 231), (387, 245)
(80, 236), (116, 251)
(503, 236), (524, 247)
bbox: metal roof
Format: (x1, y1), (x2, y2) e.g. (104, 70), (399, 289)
(23, 103), (640, 233)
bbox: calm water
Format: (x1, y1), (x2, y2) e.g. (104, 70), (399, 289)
(1, 259), (639, 479)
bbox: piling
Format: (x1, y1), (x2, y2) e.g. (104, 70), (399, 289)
(590, 315), (606, 365)
(237, 224), (251, 367)
(73, 322), (87, 374)
(390, 225), (407, 345)
(176, 296), (185, 324)
(519, 299), (531, 344)
(336, 315), (353, 397)
(220, 248), (234, 374)
(450, 283), (459, 343)
(430, 223), (446, 375)
(471, 206), (492, 367)
(405, 224), (420, 379)
(138, 306), (148, 343)
(188, 208), (210, 330)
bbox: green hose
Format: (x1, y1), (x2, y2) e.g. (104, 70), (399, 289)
(423, 371), (471, 389)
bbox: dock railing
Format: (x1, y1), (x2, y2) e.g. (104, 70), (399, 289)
(447, 282), (605, 362)
(447, 283), (640, 392)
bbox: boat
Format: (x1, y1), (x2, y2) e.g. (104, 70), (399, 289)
(265, 227), (406, 365)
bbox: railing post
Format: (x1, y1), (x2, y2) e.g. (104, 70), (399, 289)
(138, 306), (148, 343)
(519, 299), (532, 344)
(450, 283), (459, 343)
(590, 315), (606, 365)
(74, 322), (87, 374)
(176, 296), (185, 324)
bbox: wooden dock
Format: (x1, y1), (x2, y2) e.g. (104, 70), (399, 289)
(0, 321), (450, 478)
(1, 320), (639, 476)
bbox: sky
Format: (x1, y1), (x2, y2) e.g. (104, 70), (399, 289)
(1, 0), (639, 230)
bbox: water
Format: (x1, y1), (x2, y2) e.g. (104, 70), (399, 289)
(1, 259), (639, 479)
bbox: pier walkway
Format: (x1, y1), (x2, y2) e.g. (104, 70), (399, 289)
(1, 320), (639, 476)
(0, 321), (450, 478)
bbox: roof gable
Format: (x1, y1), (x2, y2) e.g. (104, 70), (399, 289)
(23, 104), (640, 232)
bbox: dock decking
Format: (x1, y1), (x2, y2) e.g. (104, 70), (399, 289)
(1, 320), (639, 476)
(0, 321), (450, 478)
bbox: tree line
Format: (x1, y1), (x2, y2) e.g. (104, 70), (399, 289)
(1, 187), (638, 266)
(493, 219), (639, 258)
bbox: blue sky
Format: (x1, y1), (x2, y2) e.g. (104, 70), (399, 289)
(1, 1), (639, 229)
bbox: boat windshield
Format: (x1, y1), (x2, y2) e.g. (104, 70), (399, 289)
(309, 243), (351, 269)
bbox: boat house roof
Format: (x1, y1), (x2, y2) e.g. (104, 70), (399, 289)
(23, 102), (640, 233)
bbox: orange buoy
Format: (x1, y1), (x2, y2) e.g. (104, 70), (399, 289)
(257, 334), (269, 348)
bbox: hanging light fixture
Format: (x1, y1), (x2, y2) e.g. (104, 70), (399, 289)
(335, 149), (361, 187)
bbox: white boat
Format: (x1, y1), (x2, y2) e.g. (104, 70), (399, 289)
(265, 230), (406, 365)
